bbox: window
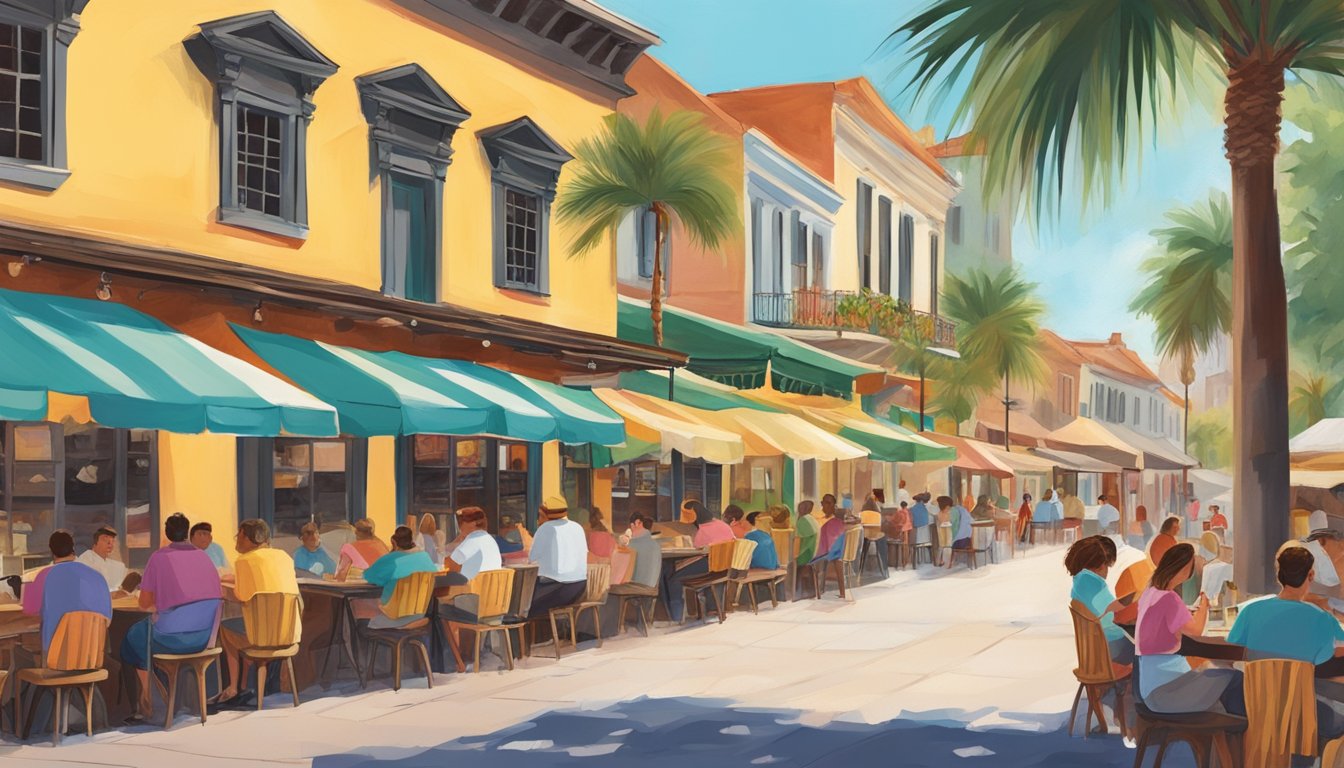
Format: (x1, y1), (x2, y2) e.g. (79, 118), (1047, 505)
(400, 435), (538, 538)
(898, 213), (915, 304)
(948, 205), (962, 245)
(561, 444), (592, 513)
(856, 180), (873, 289)
(1118, 393), (1126, 424)
(481, 117), (572, 295)
(811, 230), (825, 289)
(634, 205), (667, 281)
(750, 198), (764, 294)
(929, 233), (940, 315)
(237, 437), (367, 542)
(187, 12), (338, 239)
(1058, 374), (1075, 417)
(1133, 396), (1140, 426)
(791, 214), (808, 291)
(878, 196), (893, 294)
(504, 188), (541, 288)
(0, 422), (159, 567)
(772, 208), (784, 293)
(0, 1), (81, 190)
(357, 64), (468, 304)
(1106, 388), (1115, 421)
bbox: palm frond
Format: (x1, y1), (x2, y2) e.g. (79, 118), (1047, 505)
(940, 268), (1048, 388)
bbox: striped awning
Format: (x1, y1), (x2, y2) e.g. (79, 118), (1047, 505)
(0, 287), (337, 435)
(233, 324), (625, 444)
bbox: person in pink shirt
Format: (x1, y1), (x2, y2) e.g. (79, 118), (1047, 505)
(813, 494), (846, 562)
(585, 507), (616, 561)
(1135, 542), (1243, 716)
(683, 500), (734, 548)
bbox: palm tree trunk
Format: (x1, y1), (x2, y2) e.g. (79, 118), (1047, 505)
(650, 202), (668, 347)
(1225, 58), (1290, 596)
(1183, 383), (1190, 456)
(1003, 373), (1010, 452)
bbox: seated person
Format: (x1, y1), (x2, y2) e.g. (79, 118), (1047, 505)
(526, 496), (588, 617)
(810, 495), (847, 564)
(1066, 535), (1133, 664)
(190, 522), (229, 570)
(336, 518), (390, 580)
(1150, 516), (1182, 565)
(794, 500), (820, 565)
(585, 507), (617, 561)
(1096, 496), (1121, 535)
(685, 501), (734, 548)
(123, 513), (221, 720)
(77, 526), (129, 593)
(1228, 545), (1344, 741)
(293, 522), (337, 577)
(22, 530), (113, 662)
(724, 505), (752, 539)
(414, 513), (441, 567)
(217, 519), (298, 705)
(359, 526), (438, 628)
(1135, 543), (1243, 716)
(1199, 531), (1234, 606)
(1114, 557), (1155, 627)
(743, 512), (779, 570)
(442, 506), (505, 623)
(611, 513), (661, 592)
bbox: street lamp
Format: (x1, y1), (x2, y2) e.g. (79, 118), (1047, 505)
(919, 346), (960, 432)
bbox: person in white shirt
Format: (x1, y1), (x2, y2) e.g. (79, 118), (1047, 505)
(526, 495), (588, 616)
(1303, 510), (1344, 617)
(77, 526), (129, 592)
(1096, 495), (1121, 534)
(895, 480), (912, 509)
(446, 506), (502, 582)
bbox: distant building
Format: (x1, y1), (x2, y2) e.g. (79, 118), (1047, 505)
(926, 134), (1014, 277)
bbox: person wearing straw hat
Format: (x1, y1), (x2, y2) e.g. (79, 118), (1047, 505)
(525, 495), (589, 617)
(1303, 510), (1344, 617)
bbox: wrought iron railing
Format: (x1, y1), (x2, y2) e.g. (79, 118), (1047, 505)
(751, 289), (957, 348)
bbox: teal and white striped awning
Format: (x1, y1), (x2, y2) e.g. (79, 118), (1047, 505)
(233, 324), (626, 445)
(0, 287), (338, 435)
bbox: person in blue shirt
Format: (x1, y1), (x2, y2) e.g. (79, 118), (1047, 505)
(190, 522), (229, 570)
(1228, 545), (1344, 741)
(743, 512), (779, 570)
(360, 526), (438, 629)
(21, 530), (113, 658)
(292, 522), (337, 577)
(1066, 535), (1132, 663)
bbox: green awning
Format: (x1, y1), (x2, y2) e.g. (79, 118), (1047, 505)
(889, 405), (937, 432)
(233, 325), (625, 444)
(0, 286), (338, 435)
(618, 370), (780, 413)
(617, 299), (882, 398)
(854, 414), (958, 463)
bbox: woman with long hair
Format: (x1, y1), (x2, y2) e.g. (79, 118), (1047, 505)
(1065, 536), (1132, 663)
(1134, 543), (1243, 715)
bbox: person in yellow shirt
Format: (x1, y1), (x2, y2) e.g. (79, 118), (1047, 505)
(215, 518), (298, 705)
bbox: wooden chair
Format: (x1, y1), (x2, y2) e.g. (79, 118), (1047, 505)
(1323, 735), (1344, 768)
(609, 546), (660, 637)
(1066, 600), (1130, 740)
(1130, 656), (1246, 767)
(730, 537), (788, 613)
(1029, 520), (1054, 546)
(970, 522), (995, 567)
(911, 525), (935, 566)
(441, 569), (523, 673)
(940, 524), (978, 570)
(14, 611), (109, 744)
(151, 598), (223, 729)
(816, 526), (862, 599)
(1243, 658), (1318, 767)
(767, 528), (797, 601)
(544, 563), (612, 659)
(681, 540), (737, 624)
(857, 524), (887, 583)
(238, 592), (303, 711)
(358, 570), (436, 692)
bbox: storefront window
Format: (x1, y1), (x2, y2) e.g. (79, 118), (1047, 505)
(237, 437), (365, 551)
(560, 444), (592, 514)
(0, 422), (158, 567)
(403, 436), (538, 538)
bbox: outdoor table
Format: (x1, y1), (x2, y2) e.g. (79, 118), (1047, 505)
(297, 578), (381, 689)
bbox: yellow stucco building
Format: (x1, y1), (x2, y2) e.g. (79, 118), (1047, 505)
(0, 0), (676, 570)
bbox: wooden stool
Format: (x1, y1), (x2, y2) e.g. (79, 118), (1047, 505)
(152, 647), (222, 729)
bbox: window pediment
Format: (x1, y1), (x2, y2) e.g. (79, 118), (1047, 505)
(357, 64), (469, 169)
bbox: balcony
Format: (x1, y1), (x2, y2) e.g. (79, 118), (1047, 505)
(752, 290), (957, 348)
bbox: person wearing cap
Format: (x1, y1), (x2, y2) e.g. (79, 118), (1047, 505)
(336, 518), (390, 581)
(1303, 510), (1344, 617)
(445, 506), (501, 582)
(526, 495), (588, 616)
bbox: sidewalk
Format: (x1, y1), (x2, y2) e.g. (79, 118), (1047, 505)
(0, 543), (1112, 767)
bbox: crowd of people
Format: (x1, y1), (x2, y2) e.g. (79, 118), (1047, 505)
(1064, 509), (1344, 752)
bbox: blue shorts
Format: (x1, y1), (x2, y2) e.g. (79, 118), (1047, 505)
(120, 617), (213, 670)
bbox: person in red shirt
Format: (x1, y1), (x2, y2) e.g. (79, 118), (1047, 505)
(1208, 505), (1228, 531)
(723, 505), (752, 539)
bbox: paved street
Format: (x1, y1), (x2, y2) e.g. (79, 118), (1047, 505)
(0, 545), (1186, 767)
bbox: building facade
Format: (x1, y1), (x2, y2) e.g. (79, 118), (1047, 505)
(0, 0), (678, 568)
(926, 134), (1014, 278)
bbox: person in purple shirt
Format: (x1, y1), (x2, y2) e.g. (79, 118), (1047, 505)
(121, 513), (222, 720)
(22, 529), (112, 659)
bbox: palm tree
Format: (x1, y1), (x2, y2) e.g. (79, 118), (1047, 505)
(1289, 369), (1344, 436)
(940, 269), (1046, 449)
(897, 0), (1344, 592)
(1130, 191), (1233, 454)
(928, 353), (996, 428)
(556, 108), (737, 347)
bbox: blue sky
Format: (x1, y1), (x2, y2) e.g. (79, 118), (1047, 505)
(600, 0), (1232, 364)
